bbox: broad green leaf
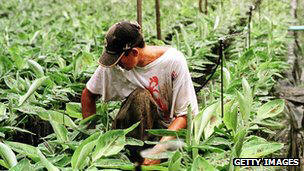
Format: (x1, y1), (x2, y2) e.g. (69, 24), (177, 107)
(233, 128), (247, 157)
(8, 45), (25, 70)
(52, 155), (71, 167)
(4, 76), (18, 90)
(93, 159), (134, 170)
(4, 141), (39, 162)
(204, 104), (223, 139)
(168, 151), (183, 171)
(0, 159), (8, 169)
(71, 132), (100, 169)
(16, 104), (46, 115)
(256, 99), (284, 120)
(213, 15), (220, 30)
(18, 76), (48, 106)
(186, 105), (193, 147)
(192, 145), (225, 153)
(0, 55), (13, 74)
(0, 103), (8, 122)
(206, 137), (232, 147)
(124, 121), (140, 135)
(28, 59), (44, 77)
(204, 151), (230, 168)
(223, 100), (238, 133)
(242, 78), (252, 106)
(65, 102), (82, 118)
(39, 110), (77, 128)
(179, 24), (192, 57)
(50, 121), (69, 142)
(240, 136), (284, 158)
(36, 149), (59, 171)
(191, 156), (217, 171)
(146, 129), (186, 137)
(125, 137), (144, 146)
(9, 158), (35, 171)
(193, 103), (218, 143)
(29, 30), (40, 44)
(1, 126), (35, 135)
(223, 67), (231, 90)
(79, 114), (100, 125)
(254, 119), (285, 129)
(93, 159), (168, 170)
(140, 149), (175, 159)
(73, 140), (96, 169)
(229, 128), (247, 171)
(92, 130), (126, 161)
(141, 165), (168, 171)
(57, 57), (66, 69)
(239, 49), (254, 66)
(236, 91), (249, 125)
(0, 142), (17, 168)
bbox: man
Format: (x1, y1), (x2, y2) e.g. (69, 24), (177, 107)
(81, 21), (198, 165)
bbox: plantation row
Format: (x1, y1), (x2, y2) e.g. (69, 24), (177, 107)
(0, 0), (292, 170)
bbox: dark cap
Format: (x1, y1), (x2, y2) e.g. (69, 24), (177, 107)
(99, 21), (143, 67)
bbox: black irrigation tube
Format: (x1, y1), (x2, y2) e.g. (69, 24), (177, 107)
(220, 39), (224, 118)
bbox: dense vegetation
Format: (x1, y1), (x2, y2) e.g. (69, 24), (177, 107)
(0, 0), (296, 170)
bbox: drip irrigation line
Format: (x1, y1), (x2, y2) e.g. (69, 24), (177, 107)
(200, 50), (221, 89)
(199, 38), (224, 118)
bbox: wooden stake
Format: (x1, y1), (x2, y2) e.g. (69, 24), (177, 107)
(205, 0), (208, 15)
(199, 0), (203, 13)
(155, 0), (161, 40)
(137, 0), (142, 28)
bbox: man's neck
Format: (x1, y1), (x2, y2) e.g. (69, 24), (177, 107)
(137, 45), (169, 67)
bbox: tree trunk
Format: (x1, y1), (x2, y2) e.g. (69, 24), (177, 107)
(137, 0), (142, 28)
(155, 0), (161, 40)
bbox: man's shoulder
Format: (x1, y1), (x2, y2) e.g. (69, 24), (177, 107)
(164, 48), (188, 66)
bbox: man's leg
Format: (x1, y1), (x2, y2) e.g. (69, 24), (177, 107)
(112, 88), (159, 162)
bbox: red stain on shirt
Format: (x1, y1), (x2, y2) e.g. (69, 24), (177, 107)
(171, 71), (177, 81)
(146, 76), (169, 121)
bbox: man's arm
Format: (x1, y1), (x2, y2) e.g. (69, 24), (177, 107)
(142, 115), (187, 165)
(159, 115), (187, 142)
(81, 87), (99, 119)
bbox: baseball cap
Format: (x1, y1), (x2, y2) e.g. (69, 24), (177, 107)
(99, 21), (143, 67)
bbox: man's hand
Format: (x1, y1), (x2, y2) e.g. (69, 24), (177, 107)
(142, 158), (161, 165)
(142, 115), (187, 165)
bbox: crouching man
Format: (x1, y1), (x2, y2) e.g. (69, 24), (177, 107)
(81, 21), (198, 165)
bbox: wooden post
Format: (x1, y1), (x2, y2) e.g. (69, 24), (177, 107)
(199, 0), (203, 13)
(155, 0), (161, 40)
(137, 0), (142, 28)
(205, 0), (208, 15)
(247, 6), (253, 49)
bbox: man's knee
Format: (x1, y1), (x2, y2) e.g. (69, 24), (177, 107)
(130, 88), (151, 99)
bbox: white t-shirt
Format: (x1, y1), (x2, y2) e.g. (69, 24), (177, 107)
(86, 48), (199, 124)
